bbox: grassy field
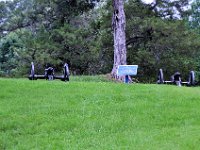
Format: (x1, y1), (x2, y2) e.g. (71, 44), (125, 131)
(0, 77), (200, 149)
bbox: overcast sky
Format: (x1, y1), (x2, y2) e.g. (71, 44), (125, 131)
(142, 0), (154, 4)
(0, 0), (155, 2)
(0, 0), (191, 5)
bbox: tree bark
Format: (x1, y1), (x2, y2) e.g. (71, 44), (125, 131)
(111, 0), (127, 80)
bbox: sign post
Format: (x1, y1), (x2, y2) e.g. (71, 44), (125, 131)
(117, 65), (138, 83)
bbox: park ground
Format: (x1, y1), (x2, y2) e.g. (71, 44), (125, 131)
(0, 77), (200, 149)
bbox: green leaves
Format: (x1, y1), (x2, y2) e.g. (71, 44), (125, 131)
(0, 0), (101, 76)
(188, 0), (200, 33)
(0, 0), (199, 82)
(0, 32), (23, 76)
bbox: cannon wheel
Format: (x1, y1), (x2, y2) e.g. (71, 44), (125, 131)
(63, 63), (69, 81)
(188, 71), (195, 86)
(29, 62), (35, 80)
(158, 69), (164, 84)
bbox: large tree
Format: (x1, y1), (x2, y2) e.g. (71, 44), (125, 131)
(111, 0), (127, 80)
(0, 0), (100, 76)
(188, 0), (200, 32)
(95, 0), (199, 81)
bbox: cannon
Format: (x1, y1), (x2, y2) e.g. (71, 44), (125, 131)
(157, 69), (196, 86)
(28, 62), (70, 81)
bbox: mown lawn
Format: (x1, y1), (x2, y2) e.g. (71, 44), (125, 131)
(0, 77), (200, 149)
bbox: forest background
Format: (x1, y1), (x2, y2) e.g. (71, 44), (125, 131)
(1, 0), (200, 82)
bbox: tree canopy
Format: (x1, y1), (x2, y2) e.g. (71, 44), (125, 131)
(0, 0), (200, 82)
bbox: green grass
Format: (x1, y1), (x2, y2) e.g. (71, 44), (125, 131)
(0, 77), (200, 149)
(70, 75), (112, 82)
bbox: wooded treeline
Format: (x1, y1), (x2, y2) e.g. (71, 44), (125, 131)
(1, 0), (200, 82)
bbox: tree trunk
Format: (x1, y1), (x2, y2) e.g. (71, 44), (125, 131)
(111, 0), (127, 80)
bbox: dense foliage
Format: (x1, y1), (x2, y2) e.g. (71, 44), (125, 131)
(0, 0), (200, 82)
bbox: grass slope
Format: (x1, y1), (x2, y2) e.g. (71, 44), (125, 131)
(0, 78), (200, 149)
